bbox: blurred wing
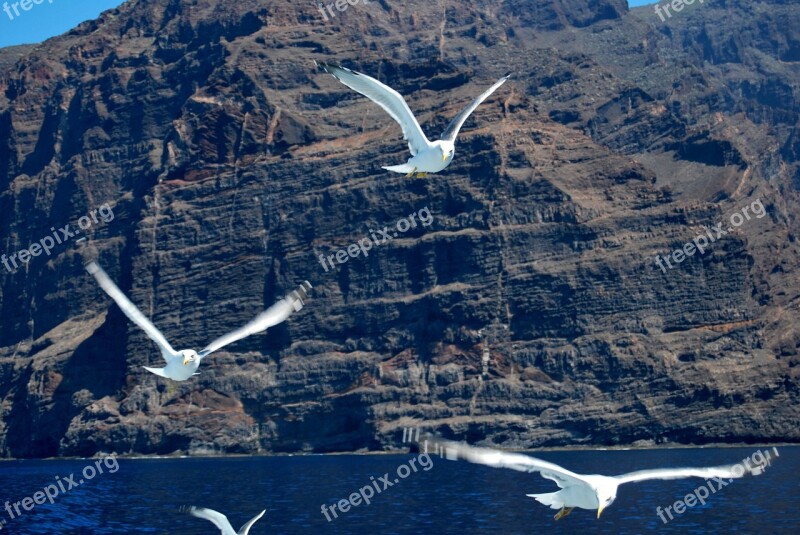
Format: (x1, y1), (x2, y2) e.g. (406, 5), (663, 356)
(198, 281), (312, 358)
(441, 74), (511, 142)
(424, 438), (588, 489)
(616, 462), (767, 486)
(86, 261), (179, 363)
(183, 506), (235, 534)
(316, 61), (431, 156)
(237, 509), (266, 535)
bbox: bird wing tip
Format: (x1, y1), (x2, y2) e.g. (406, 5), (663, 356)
(316, 60), (342, 70)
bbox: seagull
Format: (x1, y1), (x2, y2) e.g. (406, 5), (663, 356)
(425, 439), (772, 520)
(315, 61), (510, 178)
(182, 506), (265, 535)
(86, 261), (311, 381)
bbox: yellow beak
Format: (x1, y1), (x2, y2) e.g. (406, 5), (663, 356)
(597, 505), (604, 519)
(183, 356), (191, 365)
(442, 154), (448, 162)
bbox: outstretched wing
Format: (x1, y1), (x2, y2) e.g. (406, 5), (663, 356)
(86, 261), (179, 363)
(615, 460), (771, 486)
(238, 509), (266, 535)
(441, 74), (511, 143)
(424, 438), (588, 489)
(315, 61), (432, 156)
(182, 506), (236, 534)
(198, 281), (312, 358)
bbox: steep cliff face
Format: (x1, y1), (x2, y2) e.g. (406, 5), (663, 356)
(0, 0), (798, 458)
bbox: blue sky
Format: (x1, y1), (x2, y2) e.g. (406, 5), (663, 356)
(0, 0), (657, 49)
(0, 0), (124, 48)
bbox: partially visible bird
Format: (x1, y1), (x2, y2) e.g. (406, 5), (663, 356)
(86, 261), (311, 381)
(315, 61), (510, 177)
(425, 438), (773, 520)
(182, 506), (266, 535)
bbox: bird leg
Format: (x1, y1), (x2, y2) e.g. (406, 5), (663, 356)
(554, 507), (574, 521)
(415, 172), (428, 178)
(404, 167), (418, 178)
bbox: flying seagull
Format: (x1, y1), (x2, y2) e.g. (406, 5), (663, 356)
(425, 439), (772, 520)
(315, 61), (510, 178)
(86, 261), (311, 381)
(182, 506), (266, 535)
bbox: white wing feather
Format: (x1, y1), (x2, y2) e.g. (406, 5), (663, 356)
(429, 439), (771, 489)
(441, 74), (511, 142)
(142, 366), (170, 378)
(426, 439), (589, 489)
(615, 463), (766, 485)
(198, 281), (311, 358)
(316, 61), (432, 156)
(86, 261), (179, 363)
(183, 506), (236, 535)
(238, 509), (266, 535)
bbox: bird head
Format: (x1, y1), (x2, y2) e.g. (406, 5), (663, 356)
(595, 485), (617, 519)
(440, 141), (455, 163)
(182, 350), (199, 366)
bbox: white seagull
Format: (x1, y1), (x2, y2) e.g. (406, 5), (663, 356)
(426, 439), (772, 520)
(86, 261), (311, 381)
(182, 506), (266, 535)
(315, 61), (510, 178)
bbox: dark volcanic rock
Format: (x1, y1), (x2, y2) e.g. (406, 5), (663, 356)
(0, 0), (798, 458)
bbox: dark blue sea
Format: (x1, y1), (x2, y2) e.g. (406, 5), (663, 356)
(0, 446), (797, 534)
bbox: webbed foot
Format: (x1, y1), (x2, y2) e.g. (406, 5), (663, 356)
(554, 507), (574, 521)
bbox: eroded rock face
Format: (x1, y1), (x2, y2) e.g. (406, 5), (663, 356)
(0, 0), (798, 458)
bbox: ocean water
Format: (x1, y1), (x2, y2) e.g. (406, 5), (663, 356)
(0, 446), (797, 534)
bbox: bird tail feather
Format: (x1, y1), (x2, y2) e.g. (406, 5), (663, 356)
(526, 492), (565, 510)
(382, 163), (416, 174)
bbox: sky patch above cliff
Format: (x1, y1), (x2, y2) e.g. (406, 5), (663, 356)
(0, 0), (123, 48)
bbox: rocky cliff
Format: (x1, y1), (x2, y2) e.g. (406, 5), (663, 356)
(0, 0), (798, 458)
